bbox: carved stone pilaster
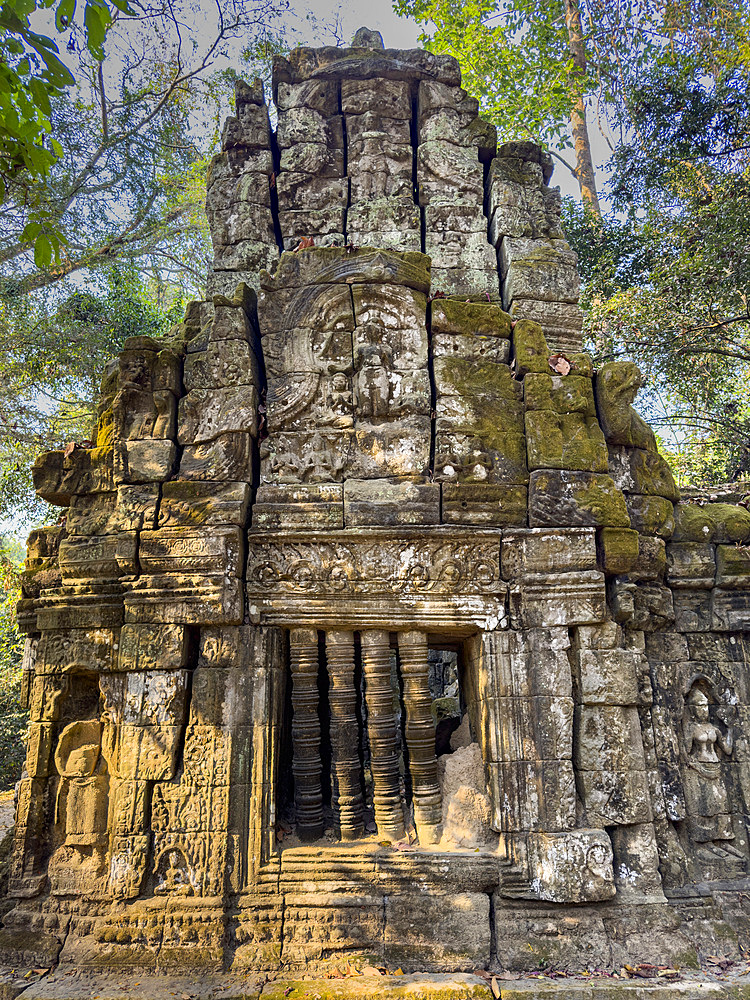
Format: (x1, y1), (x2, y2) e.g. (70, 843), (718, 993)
(289, 627), (323, 840)
(361, 629), (405, 841)
(326, 630), (364, 840)
(399, 630), (442, 843)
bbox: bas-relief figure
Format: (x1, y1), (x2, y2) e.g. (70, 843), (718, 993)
(5, 26), (750, 977)
(48, 720), (110, 895)
(682, 683), (743, 869)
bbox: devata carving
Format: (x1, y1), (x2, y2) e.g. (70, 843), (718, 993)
(682, 683), (741, 865)
(6, 26), (750, 977)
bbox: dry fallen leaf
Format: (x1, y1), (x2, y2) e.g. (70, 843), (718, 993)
(548, 353), (571, 376)
(491, 975), (501, 998)
(63, 441), (76, 458)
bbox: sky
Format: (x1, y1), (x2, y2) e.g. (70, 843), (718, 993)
(310, 0), (421, 48)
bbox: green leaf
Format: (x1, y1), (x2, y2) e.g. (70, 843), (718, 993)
(54, 0), (75, 30)
(83, 0), (111, 59)
(108, 0), (136, 14)
(33, 233), (52, 268)
(21, 221), (42, 240)
(28, 76), (51, 115)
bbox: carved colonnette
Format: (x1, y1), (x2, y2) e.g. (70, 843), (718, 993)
(5, 26), (750, 977)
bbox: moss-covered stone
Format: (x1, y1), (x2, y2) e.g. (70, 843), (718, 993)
(708, 502), (750, 541)
(431, 299), (511, 339)
(529, 470), (629, 527)
(673, 503), (716, 541)
(434, 428), (529, 485)
(435, 359), (525, 453)
(526, 411), (608, 472)
(673, 502), (750, 543)
(598, 527), (640, 576)
(626, 494), (675, 539)
(716, 544), (750, 587)
(432, 696), (460, 722)
(569, 353), (594, 377)
(629, 448), (679, 501)
(512, 318), (549, 377)
(595, 361), (656, 450)
(436, 358), (520, 402)
(96, 406), (114, 449)
(524, 374), (596, 416)
(122, 335), (162, 353)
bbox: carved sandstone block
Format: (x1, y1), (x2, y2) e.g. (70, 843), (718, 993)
(252, 484), (343, 530)
(343, 479), (440, 527)
(525, 410), (608, 473)
(33, 446), (113, 505)
(341, 77), (411, 116)
(574, 649), (641, 706)
(118, 624), (189, 672)
(122, 670), (190, 726)
(138, 527), (244, 577)
(383, 892), (490, 972)
(178, 386), (259, 444)
(469, 629), (572, 701)
(179, 432), (254, 482)
(487, 759), (576, 831)
(716, 544), (750, 587)
(666, 541), (716, 588)
(183, 341), (260, 391)
(115, 439), (176, 484)
(528, 470), (630, 528)
(118, 725), (183, 780)
(525, 830), (616, 903)
(500, 236), (580, 304)
(476, 695), (573, 762)
(502, 527), (597, 578)
(158, 481), (251, 528)
(36, 627), (117, 674)
(58, 532), (137, 582)
(626, 494), (675, 538)
(123, 573), (243, 625)
(442, 483), (527, 527)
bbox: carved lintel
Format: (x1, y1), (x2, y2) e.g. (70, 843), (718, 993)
(289, 627), (323, 840)
(326, 629), (364, 840)
(361, 629), (405, 841)
(399, 629), (442, 842)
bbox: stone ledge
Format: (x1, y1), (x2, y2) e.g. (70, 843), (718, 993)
(10, 970), (750, 1000)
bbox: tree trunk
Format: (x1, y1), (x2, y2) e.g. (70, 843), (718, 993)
(564, 0), (601, 217)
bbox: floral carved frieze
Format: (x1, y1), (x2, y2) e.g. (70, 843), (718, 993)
(245, 528), (506, 630)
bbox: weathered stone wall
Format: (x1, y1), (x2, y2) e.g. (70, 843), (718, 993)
(4, 28), (750, 977)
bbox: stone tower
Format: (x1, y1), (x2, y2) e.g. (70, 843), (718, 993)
(4, 30), (750, 974)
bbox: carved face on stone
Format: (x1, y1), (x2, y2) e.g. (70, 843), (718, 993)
(585, 842), (611, 880)
(54, 720), (102, 778)
(688, 687), (710, 723)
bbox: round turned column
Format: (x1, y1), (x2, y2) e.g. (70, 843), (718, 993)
(399, 630), (442, 843)
(326, 629), (364, 841)
(360, 629), (405, 841)
(289, 627), (323, 841)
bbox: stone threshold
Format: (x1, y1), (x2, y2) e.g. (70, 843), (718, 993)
(6, 970), (750, 1000)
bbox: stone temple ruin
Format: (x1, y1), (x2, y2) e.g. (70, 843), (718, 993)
(5, 28), (750, 976)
